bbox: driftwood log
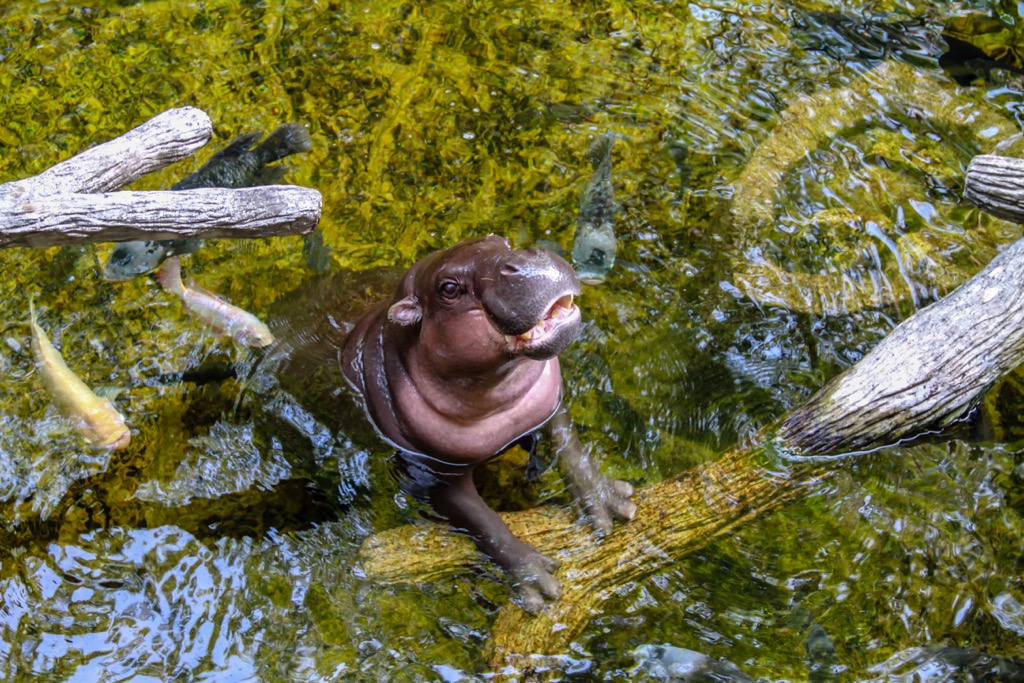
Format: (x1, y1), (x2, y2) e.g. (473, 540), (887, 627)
(357, 154), (1024, 680)
(0, 107), (321, 248)
(964, 154), (1024, 225)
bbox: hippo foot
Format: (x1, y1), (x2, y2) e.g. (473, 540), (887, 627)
(577, 476), (637, 536)
(509, 551), (562, 615)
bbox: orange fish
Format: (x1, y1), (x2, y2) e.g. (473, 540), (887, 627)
(30, 302), (131, 450)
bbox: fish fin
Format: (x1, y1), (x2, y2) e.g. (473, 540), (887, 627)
(184, 278), (227, 301)
(27, 297), (49, 344)
(535, 239), (568, 257)
(208, 131), (263, 160)
(155, 257), (186, 295)
(93, 385), (125, 401)
(254, 123), (313, 165)
(255, 165), (288, 185)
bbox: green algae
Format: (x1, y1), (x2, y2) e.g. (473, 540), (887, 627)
(0, 0), (1023, 680)
(731, 59), (1024, 316)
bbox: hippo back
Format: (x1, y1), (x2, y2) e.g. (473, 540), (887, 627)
(262, 266), (402, 430)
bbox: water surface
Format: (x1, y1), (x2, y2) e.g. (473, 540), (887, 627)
(1, 1), (1023, 680)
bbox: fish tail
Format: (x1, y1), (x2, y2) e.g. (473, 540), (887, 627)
(156, 257), (186, 295)
(586, 132), (616, 170)
(254, 123), (313, 165)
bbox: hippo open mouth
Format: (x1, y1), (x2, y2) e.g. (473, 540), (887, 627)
(505, 292), (581, 358)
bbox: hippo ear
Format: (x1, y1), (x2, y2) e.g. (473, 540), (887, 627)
(387, 296), (422, 326)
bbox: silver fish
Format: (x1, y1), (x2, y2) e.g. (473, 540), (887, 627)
(572, 132), (618, 285)
(156, 257), (275, 348)
(30, 301), (131, 450)
(104, 123), (313, 282)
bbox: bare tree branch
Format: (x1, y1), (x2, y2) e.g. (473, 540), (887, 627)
(0, 107), (321, 248)
(0, 187), (322, 248)
(964, 154), (1024, 225)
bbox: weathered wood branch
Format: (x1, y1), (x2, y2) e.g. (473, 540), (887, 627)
(964, 154), (1024, 225)
(0, 187), (322, 248)
(357, 154), (1024, 681)
(778, 234), (1024, 452)
(0, 107), (321, 248)
(2, 107), (213, 197)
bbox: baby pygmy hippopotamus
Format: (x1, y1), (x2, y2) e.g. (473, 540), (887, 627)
(279, 235), (636, 612)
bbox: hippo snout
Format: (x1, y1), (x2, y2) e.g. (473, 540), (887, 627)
(481, 248), (581, 337)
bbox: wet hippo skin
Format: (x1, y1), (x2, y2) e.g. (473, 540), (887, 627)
(274, 235), (636, 613)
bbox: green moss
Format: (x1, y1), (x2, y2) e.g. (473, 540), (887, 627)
(1, 1), (1023, 680)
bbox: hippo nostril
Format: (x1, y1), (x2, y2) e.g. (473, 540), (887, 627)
(500, 263), (522, 276)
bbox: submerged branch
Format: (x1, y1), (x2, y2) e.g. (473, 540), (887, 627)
(0, 107), (321, 248)
(360, 448), (818, 677)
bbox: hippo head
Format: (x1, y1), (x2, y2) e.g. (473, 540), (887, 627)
(386, 235), (582, 372)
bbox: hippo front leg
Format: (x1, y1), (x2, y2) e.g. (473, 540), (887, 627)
(425, 474), (562, 614)
(548, 405), (637, 534)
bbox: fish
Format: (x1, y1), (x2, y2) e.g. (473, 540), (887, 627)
(804, 623), (839, 683)
(302, 226), (333, 273)
(156, 257), (275, 348)
(29, 301), (131, 450)
(104, 123), (313, 282)
(572, 132), (618, 285)
(666, 139), (691, 195)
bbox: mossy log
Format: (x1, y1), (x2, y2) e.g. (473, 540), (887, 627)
(357, 161), (1024, 681)
(361, 447), (817, 679)
(0, 107), (321, 248)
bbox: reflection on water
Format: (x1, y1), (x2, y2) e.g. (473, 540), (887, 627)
(1, 0), (1023, 680)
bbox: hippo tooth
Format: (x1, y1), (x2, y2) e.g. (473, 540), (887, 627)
(546, 294), (574, 320)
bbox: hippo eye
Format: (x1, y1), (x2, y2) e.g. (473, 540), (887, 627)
(438, 280), (462, 300)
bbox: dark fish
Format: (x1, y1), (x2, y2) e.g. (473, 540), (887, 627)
(572, 132), (618, 285)
(790, 10), (1024, 86)
(302, 227), (333, 273)
(513, 99), (594, 128)
(805, 623), (839, 683)
(939, 34), (1024, 86)
(632, 644), (753, 682)
(104, 123), (313, 282)
(667, 139), (691, 195)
